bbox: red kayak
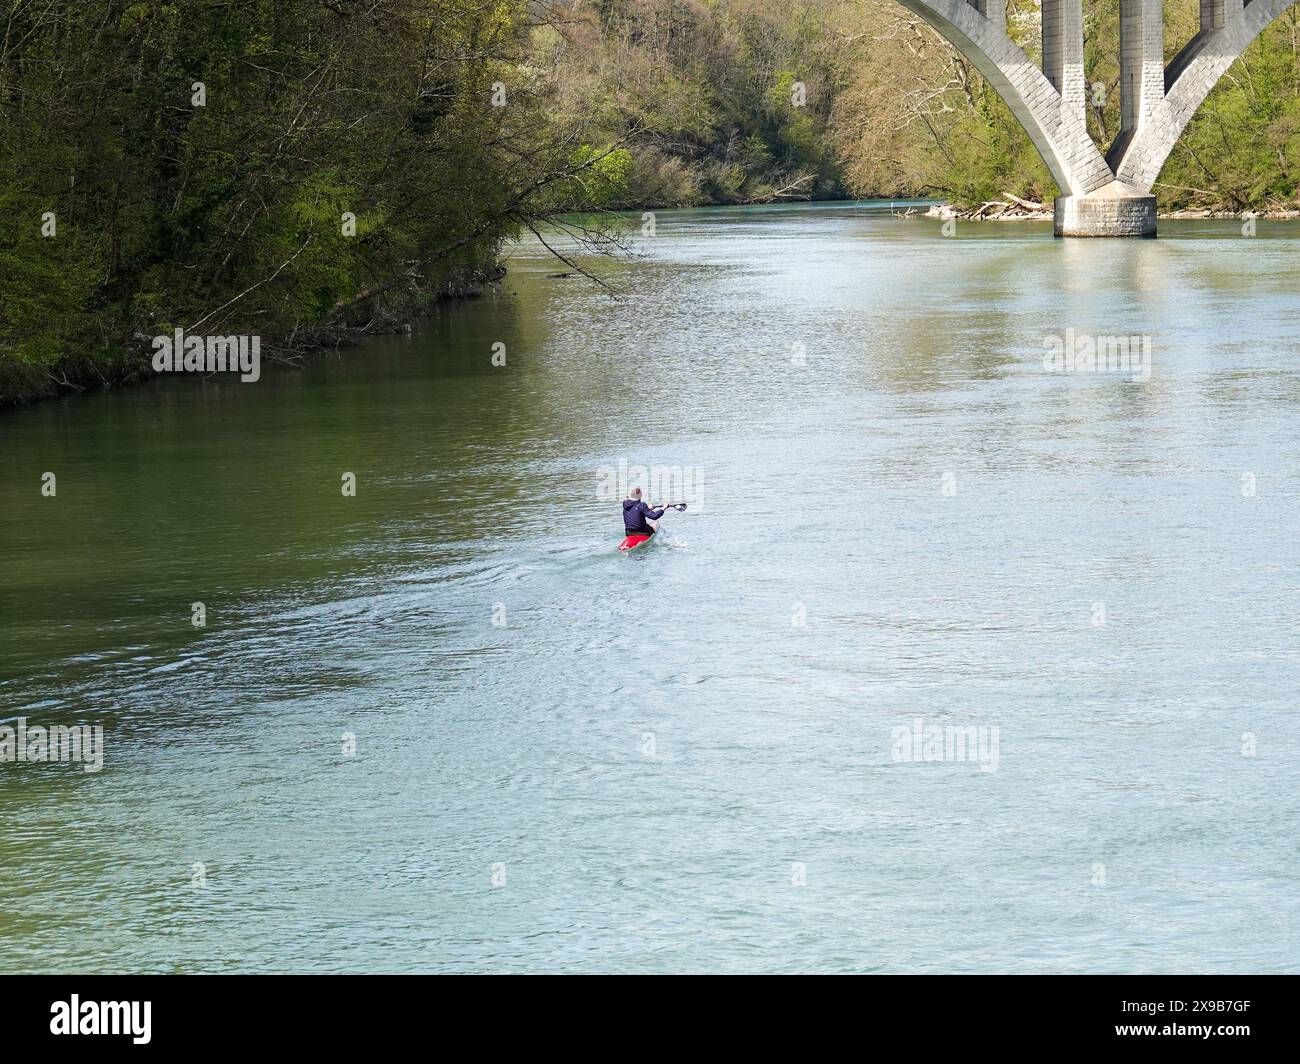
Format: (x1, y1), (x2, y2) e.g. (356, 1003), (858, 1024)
(617, 504), (684, 551)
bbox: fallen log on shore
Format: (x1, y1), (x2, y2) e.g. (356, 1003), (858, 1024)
(924, 196), (1300, 223)
(925, 194), (1050, 222)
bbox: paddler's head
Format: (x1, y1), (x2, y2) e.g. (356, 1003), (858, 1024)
(629, 487), (642, 500)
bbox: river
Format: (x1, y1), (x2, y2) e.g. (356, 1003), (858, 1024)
(2, 202), (1298, 973)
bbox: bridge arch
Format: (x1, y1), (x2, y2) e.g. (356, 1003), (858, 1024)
(894, 0), (1300, 235)
(892, 0), (1112, 196)
(1109, 0), (1299, 189)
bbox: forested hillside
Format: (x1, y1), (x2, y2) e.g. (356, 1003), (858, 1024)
(534, 0), (859, 205)
(4, 0), (1300, 402)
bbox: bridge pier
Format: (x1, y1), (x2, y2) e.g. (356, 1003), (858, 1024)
(1055, 182), (1157, 237)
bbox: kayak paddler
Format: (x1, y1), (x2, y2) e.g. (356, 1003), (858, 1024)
(621, 487), (665, 549)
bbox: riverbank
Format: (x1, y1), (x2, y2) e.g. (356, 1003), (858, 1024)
(924, 200), (1300, 223)
(0, 188), (845, 409)
(0, 264), (506, 408)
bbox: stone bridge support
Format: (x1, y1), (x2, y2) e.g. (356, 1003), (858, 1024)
(895, 0), (1299, 236)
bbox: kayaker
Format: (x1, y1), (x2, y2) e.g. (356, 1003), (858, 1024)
(621, 487), (666, 548)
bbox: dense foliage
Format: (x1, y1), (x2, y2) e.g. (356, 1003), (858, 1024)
(5, 0), (1300, 401)
(0, 0), (623, 400)
(535, 0), (858, 206)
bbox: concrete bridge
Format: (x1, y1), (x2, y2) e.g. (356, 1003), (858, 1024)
(895, 0), (1296, 236)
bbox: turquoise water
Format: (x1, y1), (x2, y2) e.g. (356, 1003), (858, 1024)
(1, 202), (1298, 972)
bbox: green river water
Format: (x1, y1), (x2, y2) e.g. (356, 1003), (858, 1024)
(2, 202), (1298, 972)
